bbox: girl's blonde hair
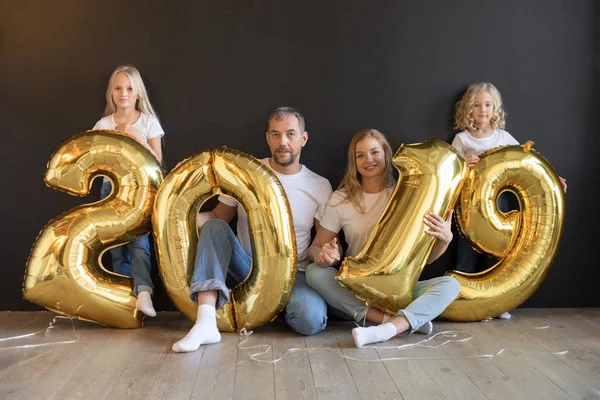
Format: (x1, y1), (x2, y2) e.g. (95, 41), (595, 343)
(454, 82), (506, 131)
(103, 65), (158, 119)
(336, 129), (395, 214)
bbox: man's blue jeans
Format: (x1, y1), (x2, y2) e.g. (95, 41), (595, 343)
(190, 219), (327, 336)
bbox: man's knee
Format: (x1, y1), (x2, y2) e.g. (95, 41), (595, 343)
(284, 296), (327, 336)
(201, 219), (230, 235)
(197, 219), (234, 248)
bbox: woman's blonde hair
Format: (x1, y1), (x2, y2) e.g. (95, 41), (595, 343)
(454, 82), (506, 131)
(103, 65), (158, 119)
(336, 129), (395, 213)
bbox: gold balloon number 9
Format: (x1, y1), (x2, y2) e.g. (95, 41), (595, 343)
(23, 131), (164, 328)
(152, 147), (297, 332)
(441, 142), (565, 321)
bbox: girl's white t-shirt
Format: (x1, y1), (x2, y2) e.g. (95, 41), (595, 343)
(451, 129), (518, 158)
(320, 187), (393, 257)
(93, 113), (164, 183)
(92, 113), (165, 145)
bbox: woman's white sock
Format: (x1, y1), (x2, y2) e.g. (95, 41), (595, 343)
(352, 322), (397, 347)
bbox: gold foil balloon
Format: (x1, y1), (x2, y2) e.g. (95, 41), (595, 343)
(153, 147), (297, 332)
(336, 139), (468, 315)
(442, 141), (565, 321)
(23, 130), (164, 328)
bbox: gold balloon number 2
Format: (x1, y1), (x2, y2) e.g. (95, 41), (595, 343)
(24, 131), (164, 328)
(338, 140), (565, 321)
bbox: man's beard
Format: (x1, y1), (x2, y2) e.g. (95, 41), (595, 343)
(273, 150), (297, 167)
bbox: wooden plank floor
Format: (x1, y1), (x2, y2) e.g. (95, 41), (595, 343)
(1, 309), (599, 400)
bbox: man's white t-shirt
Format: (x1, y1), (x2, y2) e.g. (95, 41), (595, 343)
(451, 129), (518, 158)
(219, 158), (332, 271)
(319, 188), (393, 257)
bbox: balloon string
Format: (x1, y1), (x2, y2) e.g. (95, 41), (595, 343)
(237, 325), (567, 364)
(482, 316), (550, 329)
(0, 315), (79, 350)
(354, 307), (369, 328)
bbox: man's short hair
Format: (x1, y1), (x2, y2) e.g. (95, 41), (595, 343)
(267, 107), (306, 132)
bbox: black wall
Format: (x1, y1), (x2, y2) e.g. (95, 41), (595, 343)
(1, 0), (598, 311)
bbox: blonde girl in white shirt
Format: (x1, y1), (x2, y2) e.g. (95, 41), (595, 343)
(451, 82), (566, 319)
(94, 65), (165, 317)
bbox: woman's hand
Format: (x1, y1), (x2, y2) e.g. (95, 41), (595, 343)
(424, 210), (453, 244)
(314, 238), (341, 267)
(424, 210), (454, 264)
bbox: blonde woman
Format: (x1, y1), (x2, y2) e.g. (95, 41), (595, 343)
(306, 129), (460, 347)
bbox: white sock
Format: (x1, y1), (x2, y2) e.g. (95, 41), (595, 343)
(172, 305), (221, 353)
(352, 322), (397, 347)
(389, 312), (432, 335)
(498, 312), (512, 320)
(136, 291), (156, 317)
(416, 321), (433, 334)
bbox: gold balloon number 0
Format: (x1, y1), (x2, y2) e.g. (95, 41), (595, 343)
(152, 147), (297, 332)
(338, 140), (565, 321)
(24, 131), (164, 329)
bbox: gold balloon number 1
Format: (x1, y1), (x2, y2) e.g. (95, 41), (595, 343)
(24, 131), (164, 328)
